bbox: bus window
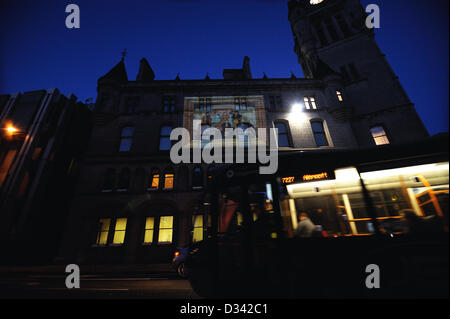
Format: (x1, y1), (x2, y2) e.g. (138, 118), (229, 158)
(279, 163), (449, 238)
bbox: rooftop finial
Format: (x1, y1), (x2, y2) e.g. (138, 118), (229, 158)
(121, 48), (127, 61)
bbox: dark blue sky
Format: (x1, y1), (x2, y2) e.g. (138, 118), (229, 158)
(0, 0), (448, 135)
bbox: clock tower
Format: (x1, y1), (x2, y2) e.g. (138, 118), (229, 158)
(288, 0), (429, 146)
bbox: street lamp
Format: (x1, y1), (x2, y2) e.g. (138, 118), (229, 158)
(6, 125), (18, 135)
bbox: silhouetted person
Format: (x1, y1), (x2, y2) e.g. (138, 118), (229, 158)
(294, 213), (316, 238)
(400, 209), (441, 234)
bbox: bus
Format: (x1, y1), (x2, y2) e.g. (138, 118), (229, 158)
(185, 134), (449, 298)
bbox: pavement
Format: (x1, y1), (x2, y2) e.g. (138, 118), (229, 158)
(0, 264), (201, 299)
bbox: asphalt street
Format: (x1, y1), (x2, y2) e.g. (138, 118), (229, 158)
(0, 272), (201, 299)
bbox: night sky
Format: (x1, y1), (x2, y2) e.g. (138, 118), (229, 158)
(0, 0), (448, 135)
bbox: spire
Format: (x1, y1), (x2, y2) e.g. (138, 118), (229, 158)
(175, 72), (180, 81)
(98, 58), (128, 85)
(242, 56), (252, 79)
(205, 73), (210, 80)
(136, 58), (155, 82)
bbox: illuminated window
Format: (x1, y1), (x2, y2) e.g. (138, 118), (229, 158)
(164, 173), (174, 190)
(159, 126), (172, 151)
(112, 218), (127, 244)
(95, 218), (111, 245)
(192, 215), (204, 243)
(119, 127), (134, 152)
(143, 217), (155, 244)
(234, 97), (247, 111)
(274, 121), (291, 147)
(304, 96), (317, 110)
(162, 96), (176, 113)
(148, 169), (160, 190)
(370, 126), (390, 146)
(158, 216), (173, 244)
(336, 91), (344, 102)
(311, 120), (329, 147)
(198, 98), (211, 112)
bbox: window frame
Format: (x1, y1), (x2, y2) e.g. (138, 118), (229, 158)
(310, 119), (329, 147)
(274, 120), (293, 148)
(370, 125), (391, 146)
(159, 125), (173, 151)
(119, 126), (134, 152)
(304, 96), (318, 110)
(148, 168), (161, 191)
(162, 96), (176, 113)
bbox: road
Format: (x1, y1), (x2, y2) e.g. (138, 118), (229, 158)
(0, 272), (201, 299)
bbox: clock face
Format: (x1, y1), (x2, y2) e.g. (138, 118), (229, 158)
(310, 0), (324, 4)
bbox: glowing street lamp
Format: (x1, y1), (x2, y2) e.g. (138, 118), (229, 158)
(7, 126), (17, 134)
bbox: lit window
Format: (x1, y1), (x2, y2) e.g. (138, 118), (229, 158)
(143, 217), (155, 244)
(148, 169), (160, 190)
(370, 126), (390, 146)
(304, 96), (317, 110)
(159, 126), (172, 151)
(311, 120), (329, 147)
(158, 216), (173, 244)
(119, 127), (134, 152)
(336, 91), (344, 102)
(192, 215), (204, 243)
(198, 98), (211, 112)
(112, 218), (127, 244)
(234, 97), (247, 111)
(96, 218), (111, 245)
(164, 173), (174, 190)
(274, 122), (291, 147)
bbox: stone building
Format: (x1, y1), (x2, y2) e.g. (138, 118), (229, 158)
(58, 0), (429, 266)
(0, 89), (91, 264)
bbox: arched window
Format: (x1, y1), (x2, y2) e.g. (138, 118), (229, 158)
(148, 168), (160, 190)
(311, 120), (329, 147)
(370, 125), (390, 145)
(119, 126), (134, 152)
(102, 168), (115, 192)
(274, 121), (291, 147)
(192, 166), (203, 189)
(117, 168), (130, 192)
(159, 125), (173, 151)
